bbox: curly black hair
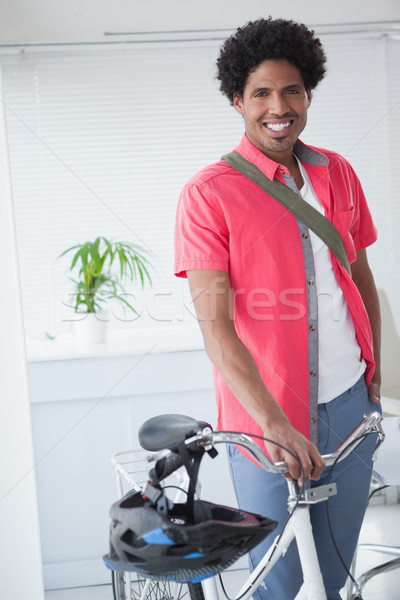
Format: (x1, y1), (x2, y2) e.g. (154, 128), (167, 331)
(217, 17), (326, 104)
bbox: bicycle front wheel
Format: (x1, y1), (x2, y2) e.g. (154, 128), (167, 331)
(112, 571), (205, 600)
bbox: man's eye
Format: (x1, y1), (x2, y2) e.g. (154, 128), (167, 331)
(254, 92), (267, 98)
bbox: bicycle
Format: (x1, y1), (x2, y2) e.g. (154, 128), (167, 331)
(105, 411), (383, 600)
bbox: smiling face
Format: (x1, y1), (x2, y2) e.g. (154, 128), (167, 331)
(233, 59), (311, 166)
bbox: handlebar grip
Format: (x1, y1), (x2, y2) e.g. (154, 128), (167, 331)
(151, 452), (183, 482)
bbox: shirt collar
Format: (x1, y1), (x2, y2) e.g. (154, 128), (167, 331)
(234, 134), (329, 180)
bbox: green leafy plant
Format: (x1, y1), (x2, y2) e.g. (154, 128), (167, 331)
(59, 236), (153, 315)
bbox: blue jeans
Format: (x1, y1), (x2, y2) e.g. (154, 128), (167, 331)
(227, 376), (381, 600)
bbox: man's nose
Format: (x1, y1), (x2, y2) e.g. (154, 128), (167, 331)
(267, 92), (290, 115)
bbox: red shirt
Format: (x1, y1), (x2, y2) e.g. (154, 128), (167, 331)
(174, 135), (377, 446)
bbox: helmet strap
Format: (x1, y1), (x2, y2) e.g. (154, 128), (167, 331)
(144, 443), (218, 523)
(142, 481), (174, 515)
(175, 441), (204, 523)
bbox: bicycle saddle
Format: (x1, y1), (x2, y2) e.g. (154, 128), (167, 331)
(139, 414), (211, 451)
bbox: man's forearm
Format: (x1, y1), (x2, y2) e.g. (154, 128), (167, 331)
(199, 317), (290, 432)
(187, 269), (325, 480)
(359, 281), (381, 383)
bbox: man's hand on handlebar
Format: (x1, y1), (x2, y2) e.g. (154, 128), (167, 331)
(263, 422), (325, 484)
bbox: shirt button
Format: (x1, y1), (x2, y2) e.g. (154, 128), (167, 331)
(280, 168), (285, 174)
(310, 417), (317, 424)
(310, 370), (316, 377)
(302, 233), (309, 239)
(308, 279), (314, 285)
(309, 325), (316, 331)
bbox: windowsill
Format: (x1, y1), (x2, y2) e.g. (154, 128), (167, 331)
(26, 324), (205, 363)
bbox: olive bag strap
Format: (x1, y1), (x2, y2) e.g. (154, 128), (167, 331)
(222, 152), (351, 275)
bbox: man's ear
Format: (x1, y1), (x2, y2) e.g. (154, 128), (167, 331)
(306, 90), (312, 107)
(233, 93), (244, 115)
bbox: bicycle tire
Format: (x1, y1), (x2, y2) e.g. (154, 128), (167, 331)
(112, 570), (205, 600)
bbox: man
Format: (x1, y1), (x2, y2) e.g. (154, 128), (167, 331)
(174, 17), (381, 599)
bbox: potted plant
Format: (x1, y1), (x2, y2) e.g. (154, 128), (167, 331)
(59, 236), (153, 344)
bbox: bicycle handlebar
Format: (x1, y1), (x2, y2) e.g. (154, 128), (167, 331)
(149, 451), (185, 482)
(155, 411), (384, 478)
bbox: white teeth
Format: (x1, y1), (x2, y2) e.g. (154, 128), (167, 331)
(266, 121), (291, 131)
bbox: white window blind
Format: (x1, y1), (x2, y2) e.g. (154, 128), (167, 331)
(301, 32), (400, 332)
(1, 41), (243, 338)
(0, 29), (399, 340)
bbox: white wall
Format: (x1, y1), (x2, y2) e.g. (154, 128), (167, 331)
(27, 348), (234, 589)
(0, 0), (400, 43)
(0, 77), (45, 598)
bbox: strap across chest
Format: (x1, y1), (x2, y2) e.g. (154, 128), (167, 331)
(221, 152), (351, 276)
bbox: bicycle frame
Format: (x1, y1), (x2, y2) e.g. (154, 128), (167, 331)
(202, 481), (329, 600)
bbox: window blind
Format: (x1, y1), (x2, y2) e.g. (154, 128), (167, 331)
(301, 33), (400, 331)
(1, 41), (243, 338)
(0, 29), (399, 339)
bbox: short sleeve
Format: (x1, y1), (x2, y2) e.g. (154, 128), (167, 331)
(347, 162), (378, 253)
(174, 182), (229, 279)
(330, 155), (377, 263)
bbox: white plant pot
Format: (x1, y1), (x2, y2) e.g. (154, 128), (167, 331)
(74, 311), (109, 345)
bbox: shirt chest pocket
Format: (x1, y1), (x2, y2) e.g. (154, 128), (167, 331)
(332, 207), (357, 263)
